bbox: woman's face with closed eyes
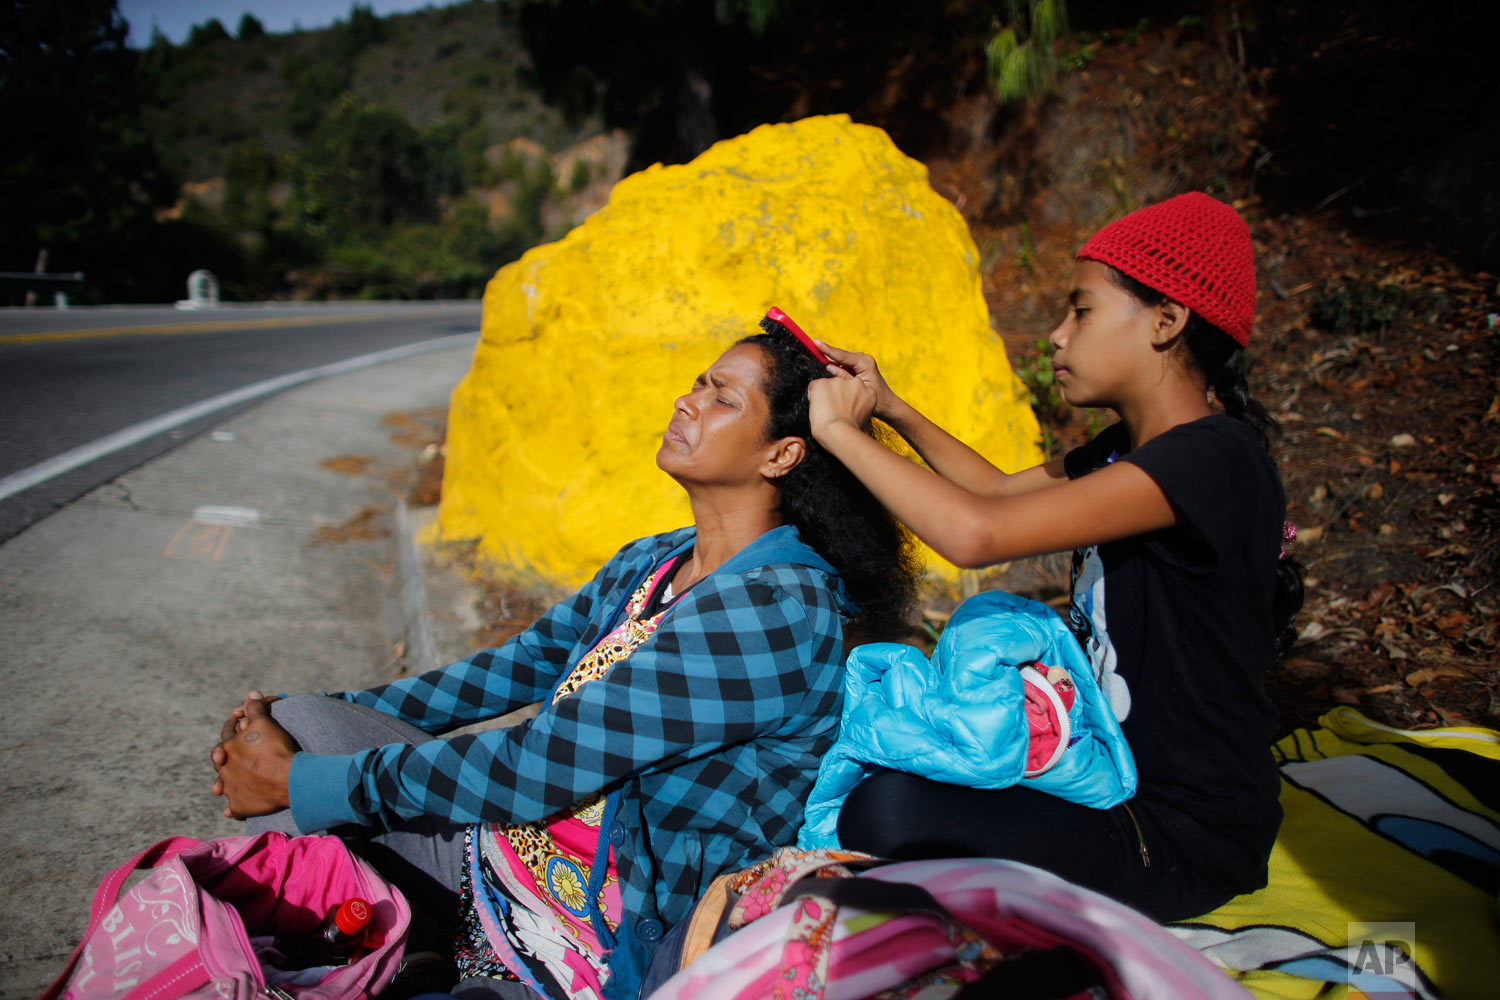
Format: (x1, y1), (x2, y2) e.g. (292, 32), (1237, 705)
(656, 343), (794, 491)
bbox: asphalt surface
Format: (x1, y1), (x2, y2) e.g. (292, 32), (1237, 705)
(0, 302), (483, 541)
(0, 331), (484, 998)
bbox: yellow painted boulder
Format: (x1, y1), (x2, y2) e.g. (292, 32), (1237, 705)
(436, 114), (1042, 586)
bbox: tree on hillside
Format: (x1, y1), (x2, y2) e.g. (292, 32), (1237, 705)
(512, 0), (788, 169)
(280, 4), (385, 137)
(186, 17), (231, 48)
(287, 97), (439, 238)
(222, 141), (277, 230)
(0, 0), (181, 293)
(340, 3), (384, 55)
(238, 13), (266, 41)
(512, 0), (1000, 170)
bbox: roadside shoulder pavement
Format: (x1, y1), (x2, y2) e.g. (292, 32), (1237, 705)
(0, 338), (489, 997)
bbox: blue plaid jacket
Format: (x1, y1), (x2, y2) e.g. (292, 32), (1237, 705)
(288, 524), (852, 985)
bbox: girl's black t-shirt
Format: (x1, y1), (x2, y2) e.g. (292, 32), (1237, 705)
(1065, 415), (1286, 891)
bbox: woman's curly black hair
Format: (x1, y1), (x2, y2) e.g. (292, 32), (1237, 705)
(1108, 268), (1306, 662)
(737, 329), (920, 643)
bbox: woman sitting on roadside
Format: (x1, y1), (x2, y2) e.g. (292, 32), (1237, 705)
(210, 323), (917, 1000)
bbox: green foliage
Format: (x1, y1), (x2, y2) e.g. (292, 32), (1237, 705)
(186, 18), (231, 49)
(1309, 280), (1409, 336)
(442, 85), (483, 119)
(567, 158), (592, 193)
(237, 13), (266, 41)
(508, 158), (555, 246)
(1060, 38), (1094, 70)
(222, 141), (276, 229)
(516, 0), (794, 160)
(198, 106), (249, 145)
(1118, 17), (1151, 46)
(458, 122), (498, 188)
(713, 0), (788, 35)
(10, 0), (575, 302)
(285, 57), (353, 137)
(277, 5), (387, 138)
(418, 119), (472, 199)
(1017, 337), (1060, 411)
(442, 200), (509, 264)
(335, 3), (385, 62)
(984, 0), (1070, 106)
(1016, 220), (1038, 276)
(130, 213), (253, 302)
(140, 19), (218, 90)
(497, 146), (529, 182)
(240, 46), (270, 72)
(320, 200), (525, 299)
(1016, 337), (1062, 455)
(0, 1), (183, 294)
(1083, 408), (1110, 439)
(288, 96), (440, 238)
(1016, 335), (1106, 458)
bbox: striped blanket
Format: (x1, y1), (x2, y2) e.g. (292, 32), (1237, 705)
(1170, 707), (1500, 1000)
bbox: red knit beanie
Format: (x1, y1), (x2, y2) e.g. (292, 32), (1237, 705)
(1076, 192), (1256, 346)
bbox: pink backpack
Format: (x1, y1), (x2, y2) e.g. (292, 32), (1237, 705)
(649, 851), (1250, 1000)
(40, 832), (410, 1000)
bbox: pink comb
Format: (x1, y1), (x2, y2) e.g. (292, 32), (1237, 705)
(763, 307), (833, 367)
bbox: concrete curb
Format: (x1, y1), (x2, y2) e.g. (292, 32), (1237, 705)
(388, 499), (495, 687)
(390, 497), (541, 734)
(394, 496), (441, 676)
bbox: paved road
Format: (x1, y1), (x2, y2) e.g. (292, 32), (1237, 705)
(0, 336), (484, 997)
(0, 302), (482, 541)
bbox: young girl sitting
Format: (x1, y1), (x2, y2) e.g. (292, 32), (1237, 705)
(805, 192), (1303, 922)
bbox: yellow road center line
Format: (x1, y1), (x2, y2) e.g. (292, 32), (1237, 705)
(0, 311), (411, 345)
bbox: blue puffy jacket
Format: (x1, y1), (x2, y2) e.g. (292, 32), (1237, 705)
(798, 590), (1137, 849)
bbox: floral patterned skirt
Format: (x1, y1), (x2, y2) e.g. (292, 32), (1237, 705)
(453, 810), (623, 1000)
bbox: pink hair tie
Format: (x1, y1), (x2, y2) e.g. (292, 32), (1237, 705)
(1280, 521), (1297, 559)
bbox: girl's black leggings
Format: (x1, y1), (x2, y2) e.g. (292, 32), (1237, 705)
(836, 770), (1246, 923)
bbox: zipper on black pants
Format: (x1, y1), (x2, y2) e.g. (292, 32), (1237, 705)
(1121, 802), (1152, 868)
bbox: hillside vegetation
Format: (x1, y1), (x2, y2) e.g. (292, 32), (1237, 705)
(4, 1), (620, 303)
(145, 2), (574, 182)
(145, 0), (628, 302)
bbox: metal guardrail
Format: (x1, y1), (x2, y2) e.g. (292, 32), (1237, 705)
(0, 271), (85, 292)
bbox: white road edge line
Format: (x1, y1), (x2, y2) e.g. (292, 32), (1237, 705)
(0, 331), (478, 503)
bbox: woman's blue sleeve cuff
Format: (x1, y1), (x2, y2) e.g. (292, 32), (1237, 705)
(287, 752), (362, 833)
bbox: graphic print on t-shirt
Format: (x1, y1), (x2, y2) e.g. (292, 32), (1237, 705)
(1067, 544), (1131, 722)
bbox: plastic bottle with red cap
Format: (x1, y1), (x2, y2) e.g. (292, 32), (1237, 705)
(279, 898), (373, 969)
(317, 898), (372, 956)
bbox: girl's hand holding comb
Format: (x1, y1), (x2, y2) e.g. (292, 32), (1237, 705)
(808, 364), (878, 438)
(812, 341), (901, 421)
